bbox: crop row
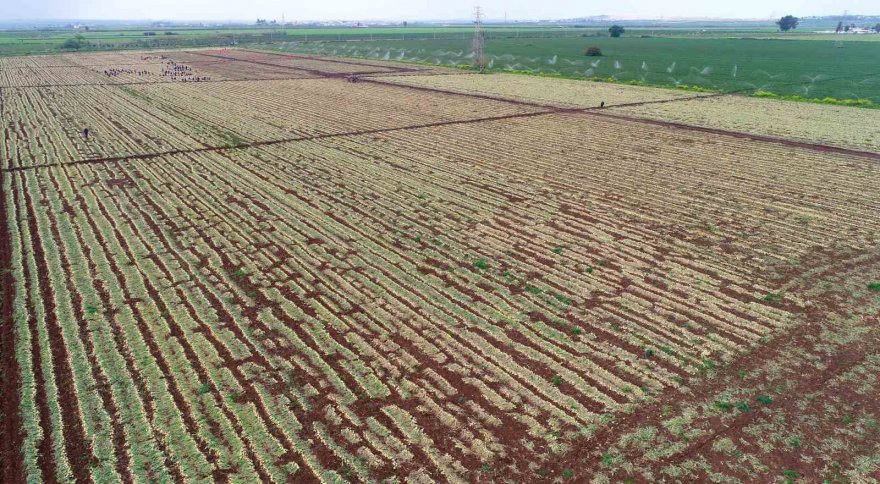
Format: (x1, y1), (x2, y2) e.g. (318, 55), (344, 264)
(1, 85), (229, 168)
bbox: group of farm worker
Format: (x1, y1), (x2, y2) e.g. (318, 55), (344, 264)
(103, 68), (150, 77)
(162, 61), (210, 82)
(100, 65), (209, 82)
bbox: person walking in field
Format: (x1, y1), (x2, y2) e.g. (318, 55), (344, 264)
(83, 128), (89, 140)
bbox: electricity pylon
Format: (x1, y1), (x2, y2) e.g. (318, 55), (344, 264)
(472, 7), (486, 73)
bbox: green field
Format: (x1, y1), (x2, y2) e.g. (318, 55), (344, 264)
(277, 36), (880, 101)
(1, 25), (879, 101)
(0, 26), (584, 56)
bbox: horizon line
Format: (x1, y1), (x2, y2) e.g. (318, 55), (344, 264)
(2, 13), (879, 24)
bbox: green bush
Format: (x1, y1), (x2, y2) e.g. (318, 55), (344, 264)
(714, 401), (733, 411)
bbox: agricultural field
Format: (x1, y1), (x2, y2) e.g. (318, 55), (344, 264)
(379, 73), (880, 152)
(281, 35), (880, 101)
(1, 48), (880, 483)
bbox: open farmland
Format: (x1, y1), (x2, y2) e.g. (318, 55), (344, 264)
(1, 48), (880, 483)
(282, 35), (880, 102)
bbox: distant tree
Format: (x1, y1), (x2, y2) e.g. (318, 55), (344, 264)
(845, 24), (851, 32)
(61, 34), (87, 50)
(776, 15), (799, 32)
(835, 21), (844, 33)
(403, 21), (408, 27)
(584, 46), (603, 56)
(874, 23), (880, 33)
(608, 25), (625, 38)
(61, 38), (81, 50)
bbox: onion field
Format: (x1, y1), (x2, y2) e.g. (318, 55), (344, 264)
(1, 48), (879, 483)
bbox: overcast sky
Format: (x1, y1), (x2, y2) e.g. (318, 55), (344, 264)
(5, 0), (878, 22)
